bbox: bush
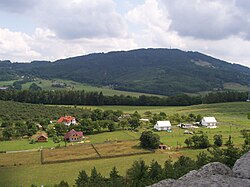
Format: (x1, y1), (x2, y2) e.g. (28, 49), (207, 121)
(140, 131), (160, 149)
(29, 139), (36, 144)
(213, 134), (223, 147)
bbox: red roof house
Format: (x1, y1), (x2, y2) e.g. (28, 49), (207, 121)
(57, 116), (76, 126)
(64, 129), (84, 142)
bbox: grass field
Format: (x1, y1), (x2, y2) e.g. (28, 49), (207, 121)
(94, 141), (151, 157)
(42, 144), (99, 163)
(223, 82), (248, 92)
(0, 151), (40, 167)
(0, 78), (161, 97)
(0, 139), (64, 152)
(87, 130), (139, 144)
(0, 150), (184, 187)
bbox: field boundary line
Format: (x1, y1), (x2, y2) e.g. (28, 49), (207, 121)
(91, 144), (102, 158)
(41, 150), (153, 165)
(6, 149), (39, 154)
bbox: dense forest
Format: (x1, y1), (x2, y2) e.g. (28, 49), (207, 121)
(0, 90), (247, 106)
(1, 48), (250, 95)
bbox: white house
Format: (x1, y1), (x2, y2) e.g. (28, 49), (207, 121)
(201, 117), (217, 128)
(154, 121), (172, 131)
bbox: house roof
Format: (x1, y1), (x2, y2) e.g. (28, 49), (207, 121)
(202, 117), (217, 123)
(32, 132), (48, 140)
(64, 129), (83, 139)
(57, 116), (75, 123)
(156, 121), (171, 127)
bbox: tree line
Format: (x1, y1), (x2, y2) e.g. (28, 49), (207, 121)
(0, 89), (247, 106)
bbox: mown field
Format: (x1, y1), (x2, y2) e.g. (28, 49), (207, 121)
(0, 101), (250, 186)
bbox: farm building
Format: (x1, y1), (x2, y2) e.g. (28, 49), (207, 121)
(177, 123), (197, 129)
(0, 87), (8, 90)
(201, 117), (217, 128)
(64, 129), (84, 142)
(154, 121), (172, 131)
(32, 132), (48, 142)
(57, 116), (76, 126)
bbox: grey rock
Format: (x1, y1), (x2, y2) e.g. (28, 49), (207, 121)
(233, 151), (250, 179)
(150, 151), (250, 187)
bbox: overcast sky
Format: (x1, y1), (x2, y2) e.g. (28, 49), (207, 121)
(1, 0), (250, 67)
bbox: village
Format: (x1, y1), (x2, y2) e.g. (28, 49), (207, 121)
(31, 114), (217, 143)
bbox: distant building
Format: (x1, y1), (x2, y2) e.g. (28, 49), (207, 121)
(201, 117), (217, 128)
(32, 132), (48, 142)
(64, 129), (84, 142)
(57, 116), (76, 126)
(139, 118), (149, 122)
(0, 87), (8, 90)
(154, 121), (172, 131)
(177, 123), (194, 129)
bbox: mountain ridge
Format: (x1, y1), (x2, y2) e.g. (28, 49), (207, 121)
(1, 48), (250, 95)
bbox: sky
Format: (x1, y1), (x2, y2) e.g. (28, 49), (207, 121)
(1, 0), (250, 67)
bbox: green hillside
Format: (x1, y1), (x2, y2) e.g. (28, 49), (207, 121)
(0, 78), (160, 97)
(2, 48), (250, 95)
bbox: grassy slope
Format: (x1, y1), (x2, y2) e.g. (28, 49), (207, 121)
(0, 78), (161, 97)
(0, 102), (250, 186)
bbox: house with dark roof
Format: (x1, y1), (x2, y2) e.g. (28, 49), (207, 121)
(64, 129), (84, 142)
(32, 132), (48, 142)
(57, 116), (76, 126)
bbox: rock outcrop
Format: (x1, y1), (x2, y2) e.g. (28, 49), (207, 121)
(151, 151), (250, 187)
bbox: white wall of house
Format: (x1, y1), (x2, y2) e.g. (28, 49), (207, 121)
(201, 117), (217, 127)
(154, 121), (172, 131)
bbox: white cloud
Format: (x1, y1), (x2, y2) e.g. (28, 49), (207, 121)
(126, 0), (185, 48)
(0, 28), (40, 61)
(33, 0), (128, 40)
(0, 27), (137, 62)
(159, 0), (247, 40)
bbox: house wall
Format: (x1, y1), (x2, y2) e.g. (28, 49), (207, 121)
(69, 134), (82, 142)
(155, 125), (171, 131)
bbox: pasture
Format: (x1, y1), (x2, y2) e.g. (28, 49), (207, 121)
(0, 139), (64, 152)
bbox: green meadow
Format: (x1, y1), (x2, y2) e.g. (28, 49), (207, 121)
(0, 78), (161, 97)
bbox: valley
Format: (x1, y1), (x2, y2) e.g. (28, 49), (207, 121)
(0, 101), (249, 186)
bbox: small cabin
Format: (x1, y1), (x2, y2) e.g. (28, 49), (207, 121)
(32, 132), (48, 142)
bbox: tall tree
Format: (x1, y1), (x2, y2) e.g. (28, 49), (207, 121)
(127, 160), (150, 187)
(109, 167), (124, 187)
(75, 170), (89, 187)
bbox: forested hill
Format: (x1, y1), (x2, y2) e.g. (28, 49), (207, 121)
(3, 48), (250, 95)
